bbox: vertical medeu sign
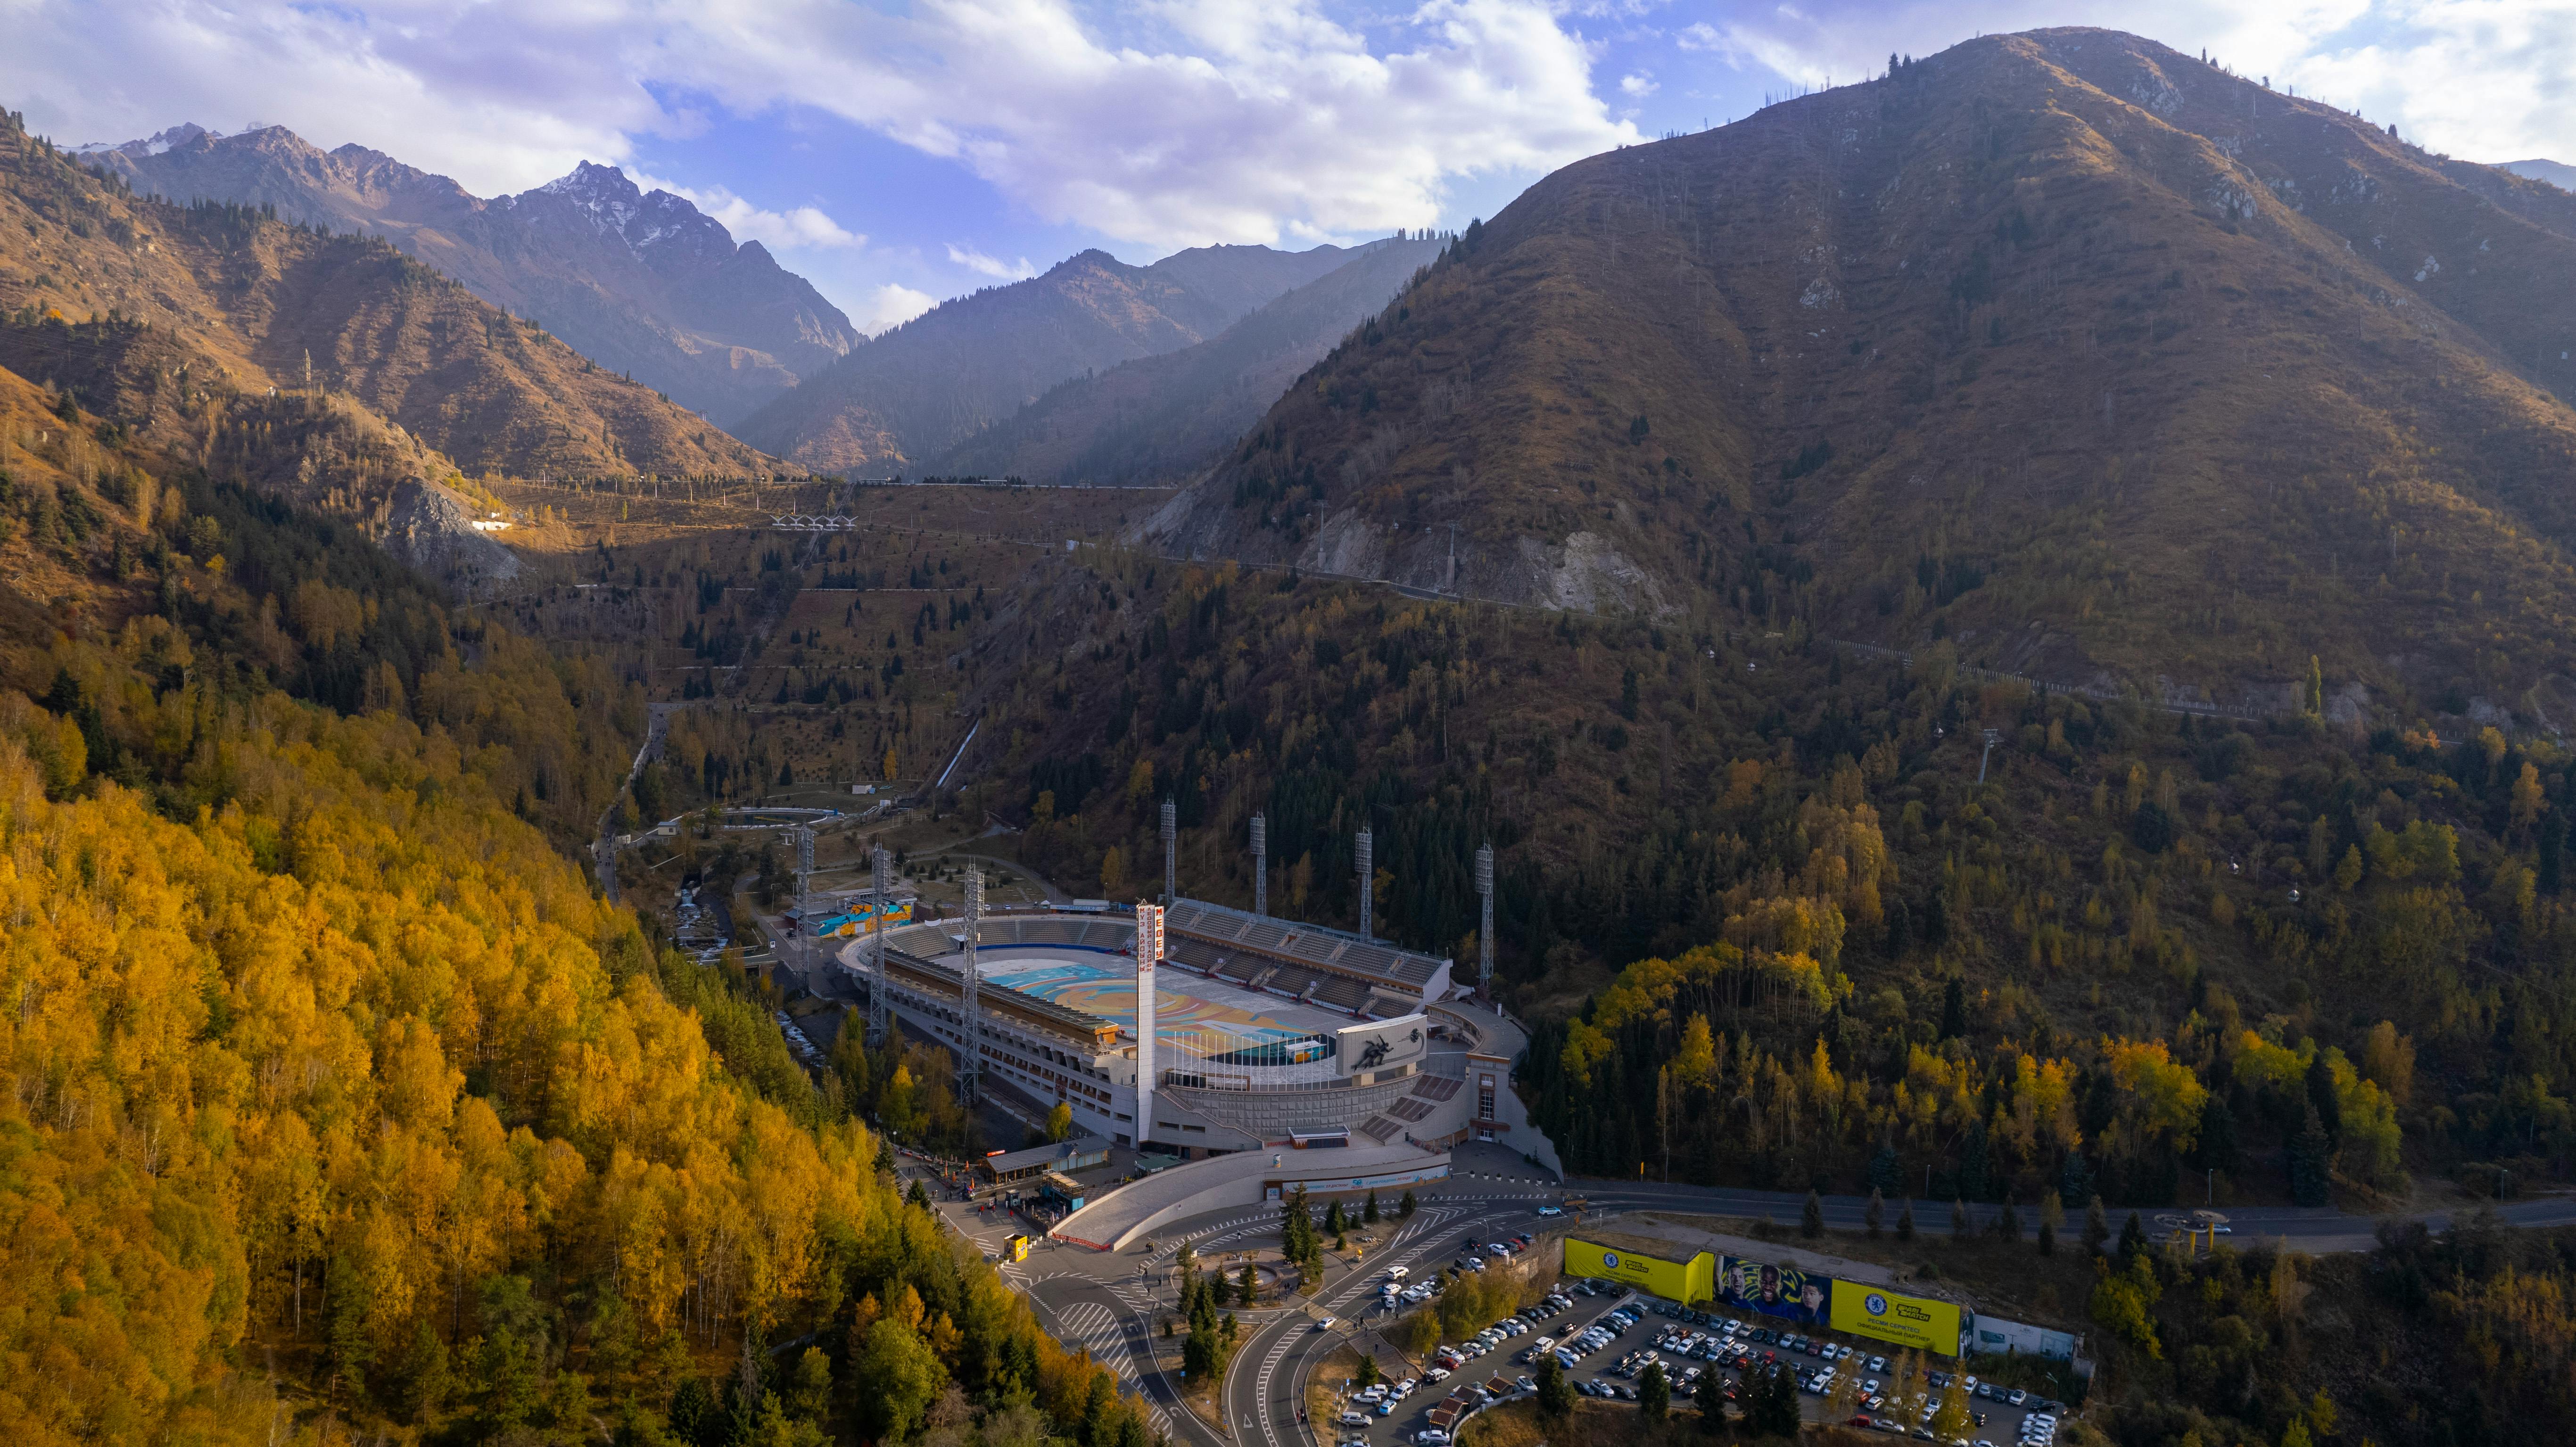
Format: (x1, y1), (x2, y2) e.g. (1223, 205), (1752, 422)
(1134, 903), (1164, 1148)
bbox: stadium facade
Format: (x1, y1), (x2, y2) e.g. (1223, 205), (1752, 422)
(833, 842), (1511, 1155)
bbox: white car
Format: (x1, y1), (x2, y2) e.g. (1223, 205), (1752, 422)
(1538, 1205), (1564, 1216)
(1317, 1316), (1337, 1331)
(1387, 1266), (1410, 1281)
(1417, 1433), (1449, 1446)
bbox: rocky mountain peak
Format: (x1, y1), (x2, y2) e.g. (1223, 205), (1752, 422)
(77, 122), (218, 158)
(522, 161), (732, 260)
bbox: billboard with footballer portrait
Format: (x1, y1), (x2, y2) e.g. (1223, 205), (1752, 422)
(1717, 1256), (1834, 1325)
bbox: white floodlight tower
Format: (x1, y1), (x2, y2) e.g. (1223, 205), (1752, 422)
(1161, 797), (1177, 904)
(867, 845), (892, 1043)
(1355, 825), (1374, 939)
(1476, 841), (1495, 999)
(958, 866), (983, 1102)
(1251, 811), (1268, 917)
(1135, 903), (1164, 1151)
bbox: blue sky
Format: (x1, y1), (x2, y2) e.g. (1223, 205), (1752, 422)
(8, 0), (2570, 333)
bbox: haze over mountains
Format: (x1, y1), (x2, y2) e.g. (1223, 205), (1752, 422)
(1150, 27), (2576, 721)
(88, 124), (860, 426)
(736, 241), (1400, 471)
(2507, 158), (2576, 193)
(923, 235), (1444, 485)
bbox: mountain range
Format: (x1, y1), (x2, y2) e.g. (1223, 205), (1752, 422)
(1146, 27), (2576, 724)
(0, 111), (786, 525)
(735, 242), (1386, 471)
(2506, 158), (2576, 193)
(87, 125), (859, 425)
(923, 234), (1443, 485)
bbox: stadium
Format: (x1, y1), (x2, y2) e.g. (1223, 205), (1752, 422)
(834, 843), (1519, 1155)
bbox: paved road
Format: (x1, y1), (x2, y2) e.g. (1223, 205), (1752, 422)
(1532, 1176), (2576, 1255)
(592, 700), (694, 903)
(897, 1142), (2576, 1447)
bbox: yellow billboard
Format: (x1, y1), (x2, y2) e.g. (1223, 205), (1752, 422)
(1828, 1282), (1964, 1357)
(1562, 1239), (1716, 1304)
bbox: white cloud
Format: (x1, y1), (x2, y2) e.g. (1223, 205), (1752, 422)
(0, 0), (1642, 254)
(633, 173), (866, 250)
(946, 244), (1039, 280)
(855, 282), (938, 333)
(1620, 73), (1658, 97)
(1648, 1), (2572, 164)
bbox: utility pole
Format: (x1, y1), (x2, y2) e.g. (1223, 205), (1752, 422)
(1978, 728), (2003, 783)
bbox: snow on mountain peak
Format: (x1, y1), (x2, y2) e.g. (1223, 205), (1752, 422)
(77, 123), (219, 158)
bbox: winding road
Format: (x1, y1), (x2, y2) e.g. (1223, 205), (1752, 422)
(904, 1143), (2576, 1447)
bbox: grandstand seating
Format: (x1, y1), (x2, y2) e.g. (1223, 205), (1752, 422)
(1358, 1116), (1400, 1143)
(1410, 1074), (1464, 1102)
(1387, 1097), (1434, 1123)
(1313, 976), (1371, 1011)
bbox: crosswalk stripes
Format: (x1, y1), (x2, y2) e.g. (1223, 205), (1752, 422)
(1057, 1299), (1176, 1439)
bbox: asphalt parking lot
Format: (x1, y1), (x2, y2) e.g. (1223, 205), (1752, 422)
(1323, 1264), (2071, 1447)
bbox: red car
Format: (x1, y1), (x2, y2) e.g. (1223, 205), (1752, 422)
(1847, 1416), (1873, 1429)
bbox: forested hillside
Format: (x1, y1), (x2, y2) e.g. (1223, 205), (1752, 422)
(0, 293), (1154, 1447)
(984, 549), (2576, 1220)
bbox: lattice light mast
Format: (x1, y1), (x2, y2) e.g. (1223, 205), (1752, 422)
(867, 845), (892, 1043)
(958, 865), (983, 1103)
(1161, 797), (1177, 904)
(1135, 903), (1164, 1151)
(794, 825), (815, 924)
(1355, 825), (1374, 939)
(1477, 841), (1495, 999)
(1250, 811), (1268, 917)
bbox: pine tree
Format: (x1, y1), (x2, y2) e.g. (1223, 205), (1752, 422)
(1865, 1187), (1885, 1239)
(1400, 1190), (1417, 1218)
(2304, 1054), (2344, 1153)
(1950, 1198), (1970, 1238)
(2118, 1210), (2150, 1262)
(2085, 1194), (2110, 1253)
(1896, 1198), (1916, 1243)
(1536, 1356), (1571, 1419)
(2289, 1103), (2333, 1207)
(1365, 1191), (1380, 1223)
(1802, 1189), (1825, 1238)
(1940, 977), (1967, 1039)
(1639, 1361), (1669, 1421)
